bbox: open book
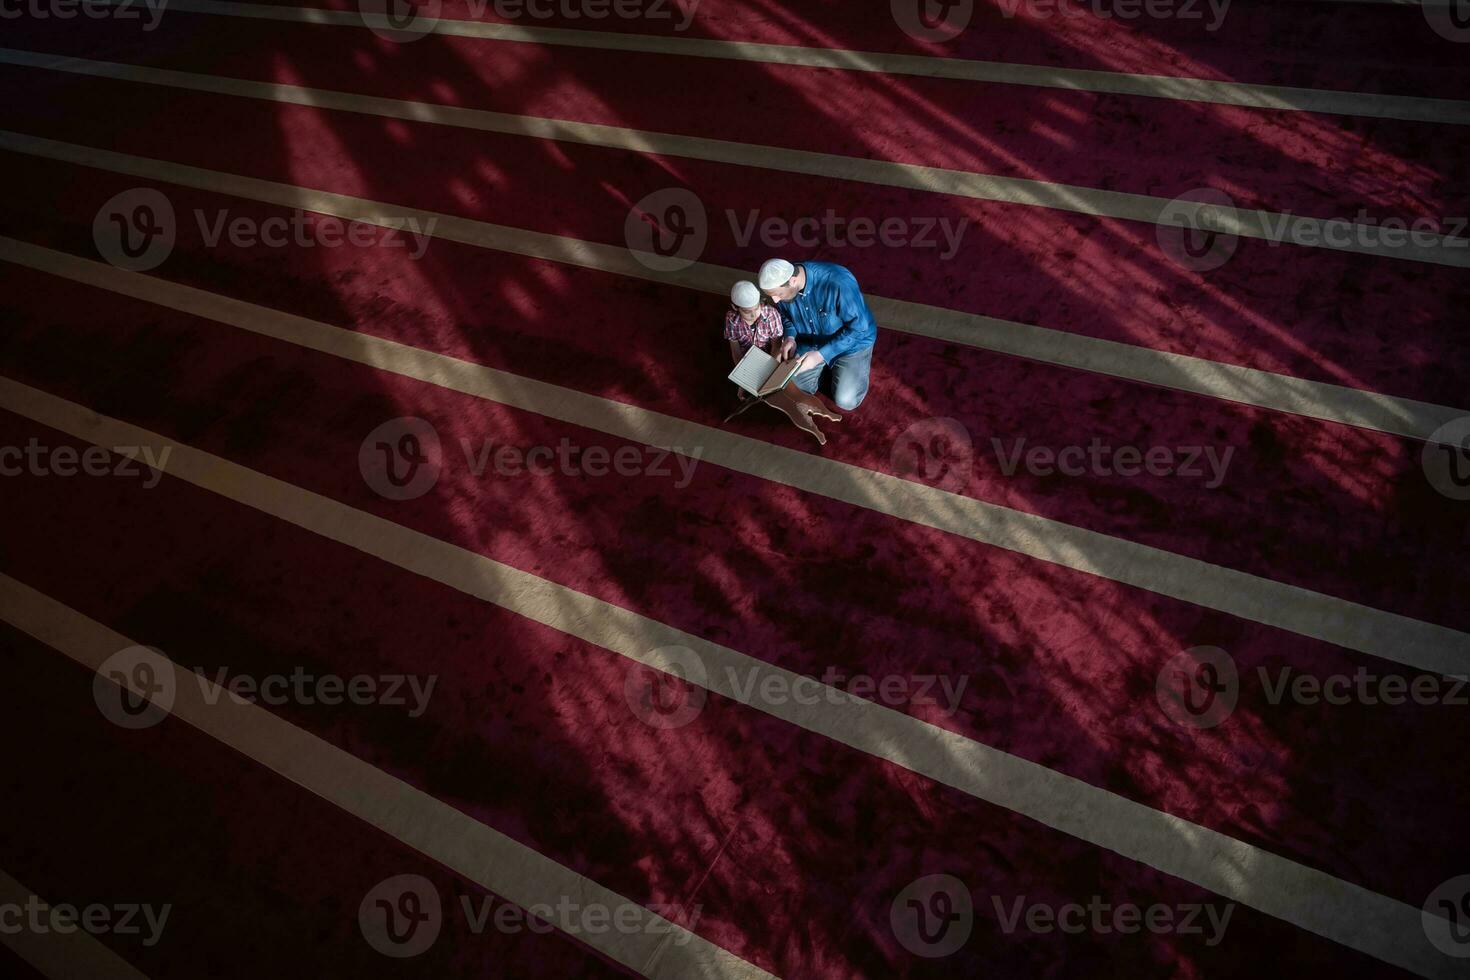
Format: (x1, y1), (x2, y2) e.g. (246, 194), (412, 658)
(728, 345), (804, 397)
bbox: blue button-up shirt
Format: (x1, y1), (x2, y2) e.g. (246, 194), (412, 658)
(775, 262), (878, 365)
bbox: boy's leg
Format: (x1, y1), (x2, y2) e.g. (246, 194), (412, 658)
(827, 345), (875, 411)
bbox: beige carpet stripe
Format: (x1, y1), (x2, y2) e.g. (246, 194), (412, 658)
(0, 130), (1462, 443)
(3, 237), (1467, 677)
(0, 575), (775, 980)
(103, 0), (1470, 124)
(0, 394), (1452, 979)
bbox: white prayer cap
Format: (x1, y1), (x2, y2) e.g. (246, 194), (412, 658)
(730, 280), (761, 308)
(758, 258), (795, 291)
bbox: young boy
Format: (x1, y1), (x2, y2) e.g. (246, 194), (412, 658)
(724, 280), (783, 399)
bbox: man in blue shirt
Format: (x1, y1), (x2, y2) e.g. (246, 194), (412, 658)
(758, 258), (878, 412)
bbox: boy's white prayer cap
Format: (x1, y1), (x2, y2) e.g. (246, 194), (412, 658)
(758, 258), (795, 291)
(730, 280), (761, 308)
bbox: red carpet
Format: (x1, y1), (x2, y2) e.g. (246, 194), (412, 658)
(1, 1), (1467, 977)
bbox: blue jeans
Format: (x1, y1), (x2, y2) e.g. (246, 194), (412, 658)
(793, 344), (874, 412)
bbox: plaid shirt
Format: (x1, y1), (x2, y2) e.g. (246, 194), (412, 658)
(724, 304), (784, 350)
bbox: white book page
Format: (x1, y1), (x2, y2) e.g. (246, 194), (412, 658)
(728, 345), (776, 395)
